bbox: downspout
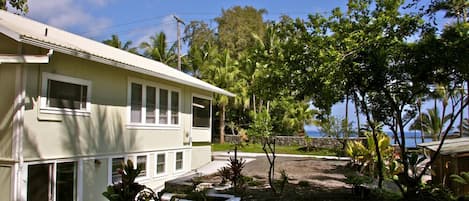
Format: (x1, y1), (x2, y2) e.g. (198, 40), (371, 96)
(10, 47), (53, 201)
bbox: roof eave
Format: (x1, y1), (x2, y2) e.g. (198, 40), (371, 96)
(19, 36), (235, 97)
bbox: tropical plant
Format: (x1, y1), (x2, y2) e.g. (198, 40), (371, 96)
(410, 107), (452, 141)
(451, 171), (469, 185)
(102, 160), (157, 201)
(102, 34), (138, 54)
(270, 98), (317, 135)
(182, 42), (217, 78)
(139, 32), (177, 66)
(346, 130), (393, 178)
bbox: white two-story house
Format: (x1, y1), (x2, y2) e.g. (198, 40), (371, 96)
(0, 10), (234, 201)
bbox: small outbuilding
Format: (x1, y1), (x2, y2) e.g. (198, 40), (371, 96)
(418, 137), (469, 196)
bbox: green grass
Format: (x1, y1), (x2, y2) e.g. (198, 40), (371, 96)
(211, 143), (338, 156)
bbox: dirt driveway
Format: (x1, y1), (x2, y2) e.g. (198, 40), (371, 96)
(242, 156), (352, 190)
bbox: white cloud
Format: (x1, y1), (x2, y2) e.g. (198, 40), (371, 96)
(27, 0), (112, 37)
(132, 15), (178, 47)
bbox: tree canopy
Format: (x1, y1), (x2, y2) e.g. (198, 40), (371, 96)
(1, 0), (28, 13)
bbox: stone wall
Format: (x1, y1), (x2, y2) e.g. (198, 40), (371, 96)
(224, 135), (366, 149)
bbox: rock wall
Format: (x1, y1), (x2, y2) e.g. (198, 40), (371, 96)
(224, 135), (366, 149)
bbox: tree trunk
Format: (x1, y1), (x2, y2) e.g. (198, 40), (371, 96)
(371, 126), (384, 188)
(461, 89), (464, 136)
(362, 98), (383, 188)
(418, 98), (424, 143)
(345, 95), (349, 135)
(220, 104), (226, 144)
(353, 93), (361, 135)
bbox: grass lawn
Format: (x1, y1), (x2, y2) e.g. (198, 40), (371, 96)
(211, 143), (338, 156)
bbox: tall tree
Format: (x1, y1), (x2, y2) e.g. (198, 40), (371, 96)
(1, 0), (28, 13)
(102, 34), (138, 54)
(215, 6), (267, 56)
(205, 50), (244, 143)
(183, 21), (217, 49)
(410, 107), (452, 140)
(139, 32), (177, 67)
(427, 0), (468, 23)
(182, 42), (217, 78)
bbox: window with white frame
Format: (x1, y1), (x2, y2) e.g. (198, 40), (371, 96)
(155, 153), (166, 175)
(175, 152), (183, 171)
(192, 96), (211, 128)
(111, 157), (125, 184)
(41, 72), (91, 115)
(136, 155), (147, 177)
(128, 80), (180, 126)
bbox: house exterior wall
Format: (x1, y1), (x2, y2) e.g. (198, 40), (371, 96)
(191, 146), (211, 169)
(0, 166), (12, 201)
(0, 34), (19, 160)
(22, 53), (189, 160)
(0, 64), (15, 159)
(0, 35), (214, 201)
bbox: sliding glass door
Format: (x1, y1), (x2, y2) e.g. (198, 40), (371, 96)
(27, 162), (77, 201)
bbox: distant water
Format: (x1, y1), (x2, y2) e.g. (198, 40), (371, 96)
(306, 130), (432, 148)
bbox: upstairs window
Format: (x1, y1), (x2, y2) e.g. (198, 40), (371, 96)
(192, 96), (211, 128)
(41, 72), (91, 115)
(128, 79), (180, 126)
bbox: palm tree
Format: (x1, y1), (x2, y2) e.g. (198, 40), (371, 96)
(430, 0), (468, 23)
(410, 107), (452, 141)
(102, 34), (138, 54)
(139, 32), (177, 67)
(205, 50), (243, 144)
(183, 42), (218, 79)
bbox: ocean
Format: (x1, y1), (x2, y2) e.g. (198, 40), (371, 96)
(306, 130), (433, 148)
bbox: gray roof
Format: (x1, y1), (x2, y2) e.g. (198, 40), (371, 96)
(418, 137), (469, 155)
(0, 10), (235, 97)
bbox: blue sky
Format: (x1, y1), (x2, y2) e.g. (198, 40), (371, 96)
(24, 0), (350, 47)
(21, 0), (448, 45)
(18, 0), (462, 131)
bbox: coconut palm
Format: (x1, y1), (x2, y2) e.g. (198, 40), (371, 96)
(183, 42), (218, 79)
(102, 34), (138, 54)
(205, 50), (244, 143)
(410, 107), (452, 141)
(139, 32), (177, 67)
(430, 0), (468, 23)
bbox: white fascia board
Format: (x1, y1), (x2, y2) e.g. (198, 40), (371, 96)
(0, 54), (49, 64)
(19, 37), (236, 97)
(0, 26), (21, 41)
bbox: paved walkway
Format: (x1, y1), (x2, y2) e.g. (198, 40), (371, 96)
(191, 151), (351, 176)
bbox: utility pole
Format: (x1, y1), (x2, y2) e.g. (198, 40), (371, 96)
(174, 15), (185, 71)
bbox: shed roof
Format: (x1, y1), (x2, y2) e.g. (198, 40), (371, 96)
(0, 10), (235, 97)
(417, 137), (469, 155)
